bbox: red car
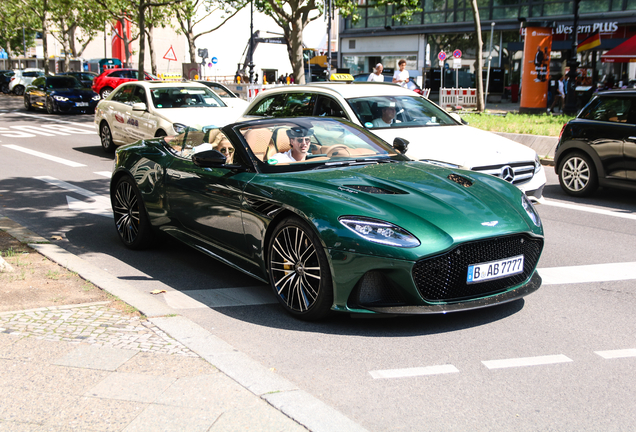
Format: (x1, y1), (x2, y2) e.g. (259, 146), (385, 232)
(91, 68), (158, 99)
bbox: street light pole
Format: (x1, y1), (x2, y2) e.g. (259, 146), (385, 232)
(563, 0), (580, 115)
(248, 0), (255, 84)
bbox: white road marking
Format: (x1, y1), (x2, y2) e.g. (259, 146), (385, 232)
(163, 287), (277, 309)
(9, 125), (69, 136)
(94, 171), (112, 178)
(541, 198), (636, 221)
(369, 365), (459, 379)
(35, 176), (112, 218)
(482, 354), (572, 370)
(3, 145), (86, 167)
(538, 262), (636, 285)
(12, 112), (96, 128)
(595, 349), (636, 359)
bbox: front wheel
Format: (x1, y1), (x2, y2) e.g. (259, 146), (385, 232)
(13, 85), (24, 96)
(46, 97), (56, 114)
(558, 151), (598, 197)
(268, 217), (333, 321)
(100, 122), (116, 153)
(111, 176), (154, 250)
(24, 95), (33, 111)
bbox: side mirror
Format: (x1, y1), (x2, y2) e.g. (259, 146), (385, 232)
(132, 102), (147, 111)
(192, 149), (226, 167)
(393, 137), (409, 154)
(449, 112), (468, 125)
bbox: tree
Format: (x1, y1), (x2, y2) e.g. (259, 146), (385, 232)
(173, 0), (247, 65)
(252, 0), (420, 85)
(0, 0), (38, 59)
(469, 0), (484, 111)
(20, 0), (51, 74)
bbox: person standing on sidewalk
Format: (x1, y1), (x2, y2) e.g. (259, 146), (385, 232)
(549, 75), (565, 113)
(368, 63), (384, 82)
(392, 59), (410, 87)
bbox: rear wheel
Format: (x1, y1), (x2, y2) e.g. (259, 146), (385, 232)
(268, 217), (333, 321)
(558, 151), (598, 197)
(100, 87), (113, 99)
(112, 176), (154, 249)
(100, 122), (116, 153)
(24, 95), (33, 111)
(13, 85), (24, 96)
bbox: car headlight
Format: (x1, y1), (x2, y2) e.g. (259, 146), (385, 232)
(339, 217), (420, 248)
(92, 95), (100, 101)
(173, 123), (187, 134)
(534, 154), (541, 173)
(53, 95), (68, 101)
(521, 194), (541, 227)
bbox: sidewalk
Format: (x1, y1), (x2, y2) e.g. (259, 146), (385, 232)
(0, 217), (368, 432)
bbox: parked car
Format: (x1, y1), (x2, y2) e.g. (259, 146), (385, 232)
(195, 80), (249, 109)
(239, 82), (547, 200)
(555, 89), (636, 196)
(58, 71), (98, 88)
(110, 116), (544, 320)
(95, 81), (244, 152)
(9, 68), (45, 95)
(24, 75), (100, 114)
(91, 68), (158, 99)
(1, 70), (15, 94)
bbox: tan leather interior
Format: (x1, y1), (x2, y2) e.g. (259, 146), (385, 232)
(243, 128), (273, 160)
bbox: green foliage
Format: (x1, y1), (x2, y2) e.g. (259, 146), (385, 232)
(462, 112), (575, 137)
(0, 0), (38, 56)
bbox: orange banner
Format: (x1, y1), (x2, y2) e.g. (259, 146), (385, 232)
(520, 26), (552, 111)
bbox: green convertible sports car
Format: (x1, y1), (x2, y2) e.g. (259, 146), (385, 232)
(111, 117), (544, 320)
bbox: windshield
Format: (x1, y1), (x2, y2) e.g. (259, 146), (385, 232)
(347, 95), (457, 129)
(47, 77), (83, 89)
(150, 87), (227, 109)
(237, 118), (405, 171)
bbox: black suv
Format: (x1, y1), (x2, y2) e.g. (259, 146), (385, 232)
(555, 89), (636, 196)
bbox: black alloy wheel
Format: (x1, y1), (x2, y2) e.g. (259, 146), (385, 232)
(100, 122), (115, 153)
(100, 87), (113, 99)
(46, 97), (57, 114)
(112, 177), (154, 250)
(24, 95), (33, 111)
(558, 151), (598, 197)
(268, 217), (333, 321)
(13, 85), (24, 96)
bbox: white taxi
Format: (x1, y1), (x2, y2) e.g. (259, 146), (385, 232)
(238, 82), (547, 200)
(95, 81), (244, 152)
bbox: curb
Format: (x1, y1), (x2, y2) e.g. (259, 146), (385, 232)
(0, 214), (369, 432)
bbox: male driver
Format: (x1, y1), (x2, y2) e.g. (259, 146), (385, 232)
(367, 63), (384, 82)
(270, 126), (312, 163)
(372, 102), (399, 127)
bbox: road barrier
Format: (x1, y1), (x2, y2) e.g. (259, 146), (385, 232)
(439, 88), (478, 110)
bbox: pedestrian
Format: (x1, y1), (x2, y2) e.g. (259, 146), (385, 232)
(254, 73), (259, 84)
(392, 59), (409, 87)
(368, 63), (384, 82)
(290, 74), (295, 84)
(549, 75), (565, 113)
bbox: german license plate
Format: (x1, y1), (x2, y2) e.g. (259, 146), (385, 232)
(467, 255), (524, 284)
(76, 102), (89, 107)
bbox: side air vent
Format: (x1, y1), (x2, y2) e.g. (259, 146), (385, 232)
(448, 174), (473, 187)
(343, 185), (400, 194)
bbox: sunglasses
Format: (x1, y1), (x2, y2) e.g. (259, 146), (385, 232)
(219, 147), (234, 154)
(294, 137), (311, 143)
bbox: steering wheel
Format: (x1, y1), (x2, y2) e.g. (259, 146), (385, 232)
(326, 145), (351, 158)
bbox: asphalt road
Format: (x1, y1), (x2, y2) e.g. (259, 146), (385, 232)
(1, 93), (636, 431)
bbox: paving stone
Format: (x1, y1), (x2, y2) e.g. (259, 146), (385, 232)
(0, 389), (79, 424)
(53, 345), (137, 371)
(43, 397), (148, 431)
(122, 404), (221, 432)
(19, 364), (109, 396)
(85, 372), (176, 403)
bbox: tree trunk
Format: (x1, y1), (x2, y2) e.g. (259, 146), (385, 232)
(68, 25), (77, 57)
(289, 16), (305, 85)
(42, 0), (49, 75)
(470, 0), (484, 112)
(187, 18), (196, 63)
(138, 1), (146, 80)
(147, 25), (157, 75)
(61, 22), (71, 72)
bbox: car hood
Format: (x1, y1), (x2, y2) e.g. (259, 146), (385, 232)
(154, 106), (243, 128)
(253, 161), (540, 259)
(51, 88), (97, 97)
(370, 125), (538, 168)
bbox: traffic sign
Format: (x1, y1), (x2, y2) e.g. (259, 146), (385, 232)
(453, 58), (462, 69)
(438, 51), (447, 61)
(453, 49), (462, 59)
(163, 45), (177, 61)
(211, 57), (218, 64)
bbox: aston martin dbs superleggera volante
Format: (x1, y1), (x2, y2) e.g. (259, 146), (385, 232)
(110, 117), (544, 320)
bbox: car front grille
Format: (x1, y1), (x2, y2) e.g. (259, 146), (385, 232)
(412, 234), (543, 302)
(472, 161), (536, 185)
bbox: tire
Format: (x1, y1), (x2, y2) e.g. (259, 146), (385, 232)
(46, 97), (56, 114)
(112, 176), (154, 250)
(268, 217), (333, 321)
(558, 151), (598, 197)
(100, 122), (116, 153)
(100, 87), (113, 99)
(24, 95), (33, 111)
(13, 85), (24, 96)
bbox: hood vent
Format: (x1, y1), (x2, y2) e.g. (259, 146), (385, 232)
(343, 185), (401, 194)
(448, 174), (473, 187)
